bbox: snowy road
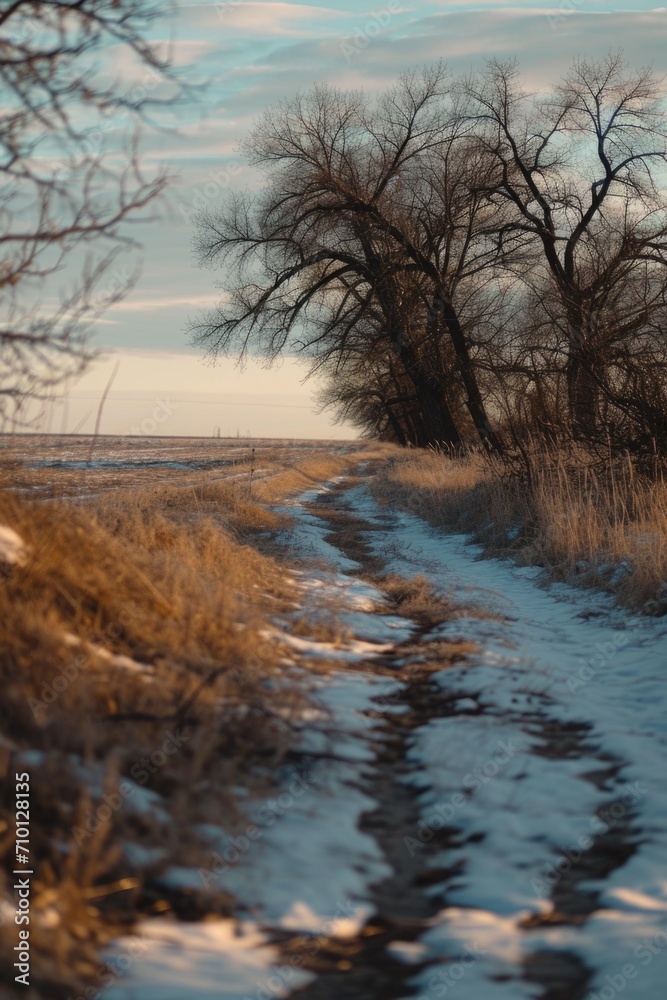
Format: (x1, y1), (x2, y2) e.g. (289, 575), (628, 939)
(106, 471), (667, 1000)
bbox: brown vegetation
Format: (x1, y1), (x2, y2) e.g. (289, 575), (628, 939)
(0, 436), (368, 997)
(372, 447), (667, 612)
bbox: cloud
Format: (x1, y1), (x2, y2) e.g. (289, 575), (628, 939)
(106, 293), (226, 314)
(185, 1), (350, 35)
(84, 1), (667, 368)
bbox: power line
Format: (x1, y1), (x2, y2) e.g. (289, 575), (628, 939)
(56, 394), (316, 410)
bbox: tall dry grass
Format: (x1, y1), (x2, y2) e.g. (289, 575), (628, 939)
(372, 447), (667, 611)
(0, 443), (356, 996)
(0, 518), (289, 992)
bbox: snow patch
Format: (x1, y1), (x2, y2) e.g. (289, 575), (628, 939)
(104, 919), (301, 1000)
(266, 627), (394, 663)
(0, 524), (27, 566)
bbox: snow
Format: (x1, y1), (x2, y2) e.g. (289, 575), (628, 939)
(266, 626), (395, 662)
(62, 632), (154, 674)
(291, 570), (416, 644)
(278, 900), (373, 939)
(104, 919), (297, 1000)
(275, 486), (360, 572)
(109, 482), (409, 997)
(179, 670), (397, 925)
(341, 484), (667, 998)
(386, 940), (428, 965)
(0, 524), (26, 566)
(123, 843), (166, 869)
(101, 474), (667, 999)
(113, 668), (395, 997)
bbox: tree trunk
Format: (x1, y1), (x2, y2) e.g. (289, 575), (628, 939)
(384, 404), (408, 445)
(364, 244), (463, 450)
(566, 350), (599, 440)
(398, 341), (463, 450)
(566, 305), (599, 440)
(434, 293), (504, 454)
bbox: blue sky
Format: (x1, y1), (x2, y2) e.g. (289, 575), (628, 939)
(43, 1), (667, 437)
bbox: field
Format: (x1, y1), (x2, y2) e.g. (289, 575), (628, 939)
(1, 436), (666, 1000)
(0, 435), (375, 997)
(0, 434), (361, 503)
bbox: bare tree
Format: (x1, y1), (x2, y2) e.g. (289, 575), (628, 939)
(191, 56), (667, 456)
(466, 54), (667, 441)
(190, 68), (514, 451)
(0, 0), (180, 425)
(190, 73), (459, 447)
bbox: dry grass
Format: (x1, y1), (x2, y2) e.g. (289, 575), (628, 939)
(0, 485), (298, 994)
(372, 447), (667, 612)
(0, 436), (371, 998)
(379, 573), (463, 629)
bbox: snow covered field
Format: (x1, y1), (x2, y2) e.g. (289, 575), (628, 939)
(102, 471), (667, 1000)
(348, 485), (667, 999)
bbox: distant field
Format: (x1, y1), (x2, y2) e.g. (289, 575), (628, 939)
(0, 434), (360, 503)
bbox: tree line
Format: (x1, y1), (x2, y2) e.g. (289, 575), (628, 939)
(190, 56), (667, 457)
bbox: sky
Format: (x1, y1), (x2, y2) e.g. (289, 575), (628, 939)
(32, 1), (667, 438)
